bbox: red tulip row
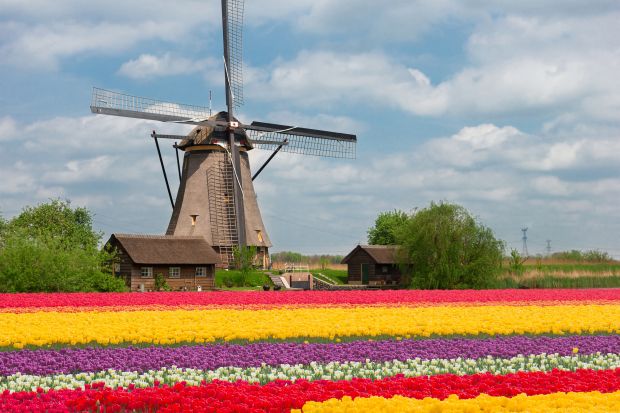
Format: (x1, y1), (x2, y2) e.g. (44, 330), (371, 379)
(2, 289), (619, 310)
(2, 368), (620, 412)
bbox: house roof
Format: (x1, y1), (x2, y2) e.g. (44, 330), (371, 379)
(107, 234), (220, 265)
(341, 245), (400, 265)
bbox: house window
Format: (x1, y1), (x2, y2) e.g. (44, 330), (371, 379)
(382, 266), (388, 274)
(196, 267), (207, 277)
(169, 267), (180, 278)
(140, 267), (153, 278)
(113, 262), (121, 273)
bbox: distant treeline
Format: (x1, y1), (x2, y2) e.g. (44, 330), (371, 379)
(549, 250), (615, 263)
(270, 251), (344, 267)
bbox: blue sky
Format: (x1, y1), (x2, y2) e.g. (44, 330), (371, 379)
(1, 0), (619, 257)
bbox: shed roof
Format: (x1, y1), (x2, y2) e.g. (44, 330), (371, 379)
(341, 245), (400, 265)
(108, 234), (220, 265)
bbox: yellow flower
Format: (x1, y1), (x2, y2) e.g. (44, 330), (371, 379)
(1, 304), (620, 348)
(573, 347), (579, 354)
(293, 390), (620, 412)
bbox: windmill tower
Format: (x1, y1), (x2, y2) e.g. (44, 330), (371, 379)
(89, 0), (357, 267)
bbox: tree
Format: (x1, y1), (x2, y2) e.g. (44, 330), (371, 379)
(232, 245), (257, 286)
(0, 199), (126, 292)
(508, 249), (527, 276)
(7, 199), (99, 250)
(397, 202), (505, 289)
(367, 209), (409, 245)
(154, 273), (171, 291)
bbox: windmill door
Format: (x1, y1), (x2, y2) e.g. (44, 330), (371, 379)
(361, 264), (369, 284)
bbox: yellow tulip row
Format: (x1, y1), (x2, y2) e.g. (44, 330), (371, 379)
(1, 304), (620, 348)
(294, 391), (620, 412)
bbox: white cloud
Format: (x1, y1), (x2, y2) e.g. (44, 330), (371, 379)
(246, 50), (448, 115)
(294, 0), (460, 41)
(42, 156), (115, 184)
(0, 116), (17, 142)
(0, 21), (187, 69)
(0, 115), (191, 217)
(452, 124), (518, 150)
(532, 176), (572, 197)
(247, 42), (618, 119)
(241, 9), (620, 122)
(118, 53), (217, 79)
(0, 1), (218, 70)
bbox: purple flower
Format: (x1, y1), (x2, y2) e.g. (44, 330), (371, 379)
(2, 335), (620, 376)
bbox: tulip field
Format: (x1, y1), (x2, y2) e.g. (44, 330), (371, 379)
(1, 290), (620, 411)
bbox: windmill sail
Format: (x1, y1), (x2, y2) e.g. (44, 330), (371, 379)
(245, 122), (356, 159)
(90, 88), (211, 124)
(224, 0), (244, 108)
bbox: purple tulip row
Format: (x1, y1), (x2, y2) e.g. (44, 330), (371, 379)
(1, 335), (619, 376)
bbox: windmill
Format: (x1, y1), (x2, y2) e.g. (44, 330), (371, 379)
(90, 0), (357, 267)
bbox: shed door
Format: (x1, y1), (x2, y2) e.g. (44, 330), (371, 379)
(361, 263), (369, 284)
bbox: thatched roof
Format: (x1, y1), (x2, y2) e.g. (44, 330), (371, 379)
(107, 234), (220, 265)
(341, 245), (399, 264)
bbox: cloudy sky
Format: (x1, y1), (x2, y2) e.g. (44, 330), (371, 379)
(1, 0), (619, 257)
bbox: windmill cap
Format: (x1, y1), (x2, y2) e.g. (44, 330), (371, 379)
(177, 111), (250, 150)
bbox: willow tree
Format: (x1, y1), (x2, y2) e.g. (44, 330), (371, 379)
(397, 202), (504, 289)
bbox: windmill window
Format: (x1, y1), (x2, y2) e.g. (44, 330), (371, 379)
(140, 267), (153, 278)
(169, 267), (180, 278)
(190, 214), (199, 226)
(256, 230), (263, 242)
(196, 267), (207, 277)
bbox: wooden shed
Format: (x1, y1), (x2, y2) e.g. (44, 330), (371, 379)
(341, 245), (401, 286)
(106, 234), (220, 291)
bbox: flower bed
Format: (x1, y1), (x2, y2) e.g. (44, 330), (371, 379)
(0, 289), (619, 411)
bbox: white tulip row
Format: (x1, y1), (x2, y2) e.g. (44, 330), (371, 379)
(2, 352), (619, 393)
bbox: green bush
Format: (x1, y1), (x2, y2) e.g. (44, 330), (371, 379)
(154, 273), (171, 291)
(0, 199), (126, 292)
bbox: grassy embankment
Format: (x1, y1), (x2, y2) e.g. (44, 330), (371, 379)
(310, 262), (620, 289)
(311, 269), (348, 285)
(214, 269), (272, 290)
(497, 260), (620, 289)
(214, 261), (620, 290)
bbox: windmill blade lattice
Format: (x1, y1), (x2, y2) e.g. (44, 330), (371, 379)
(225, 0), (244, 108)
(246, 127), (356, 159)
(90, 88), (211, 124)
